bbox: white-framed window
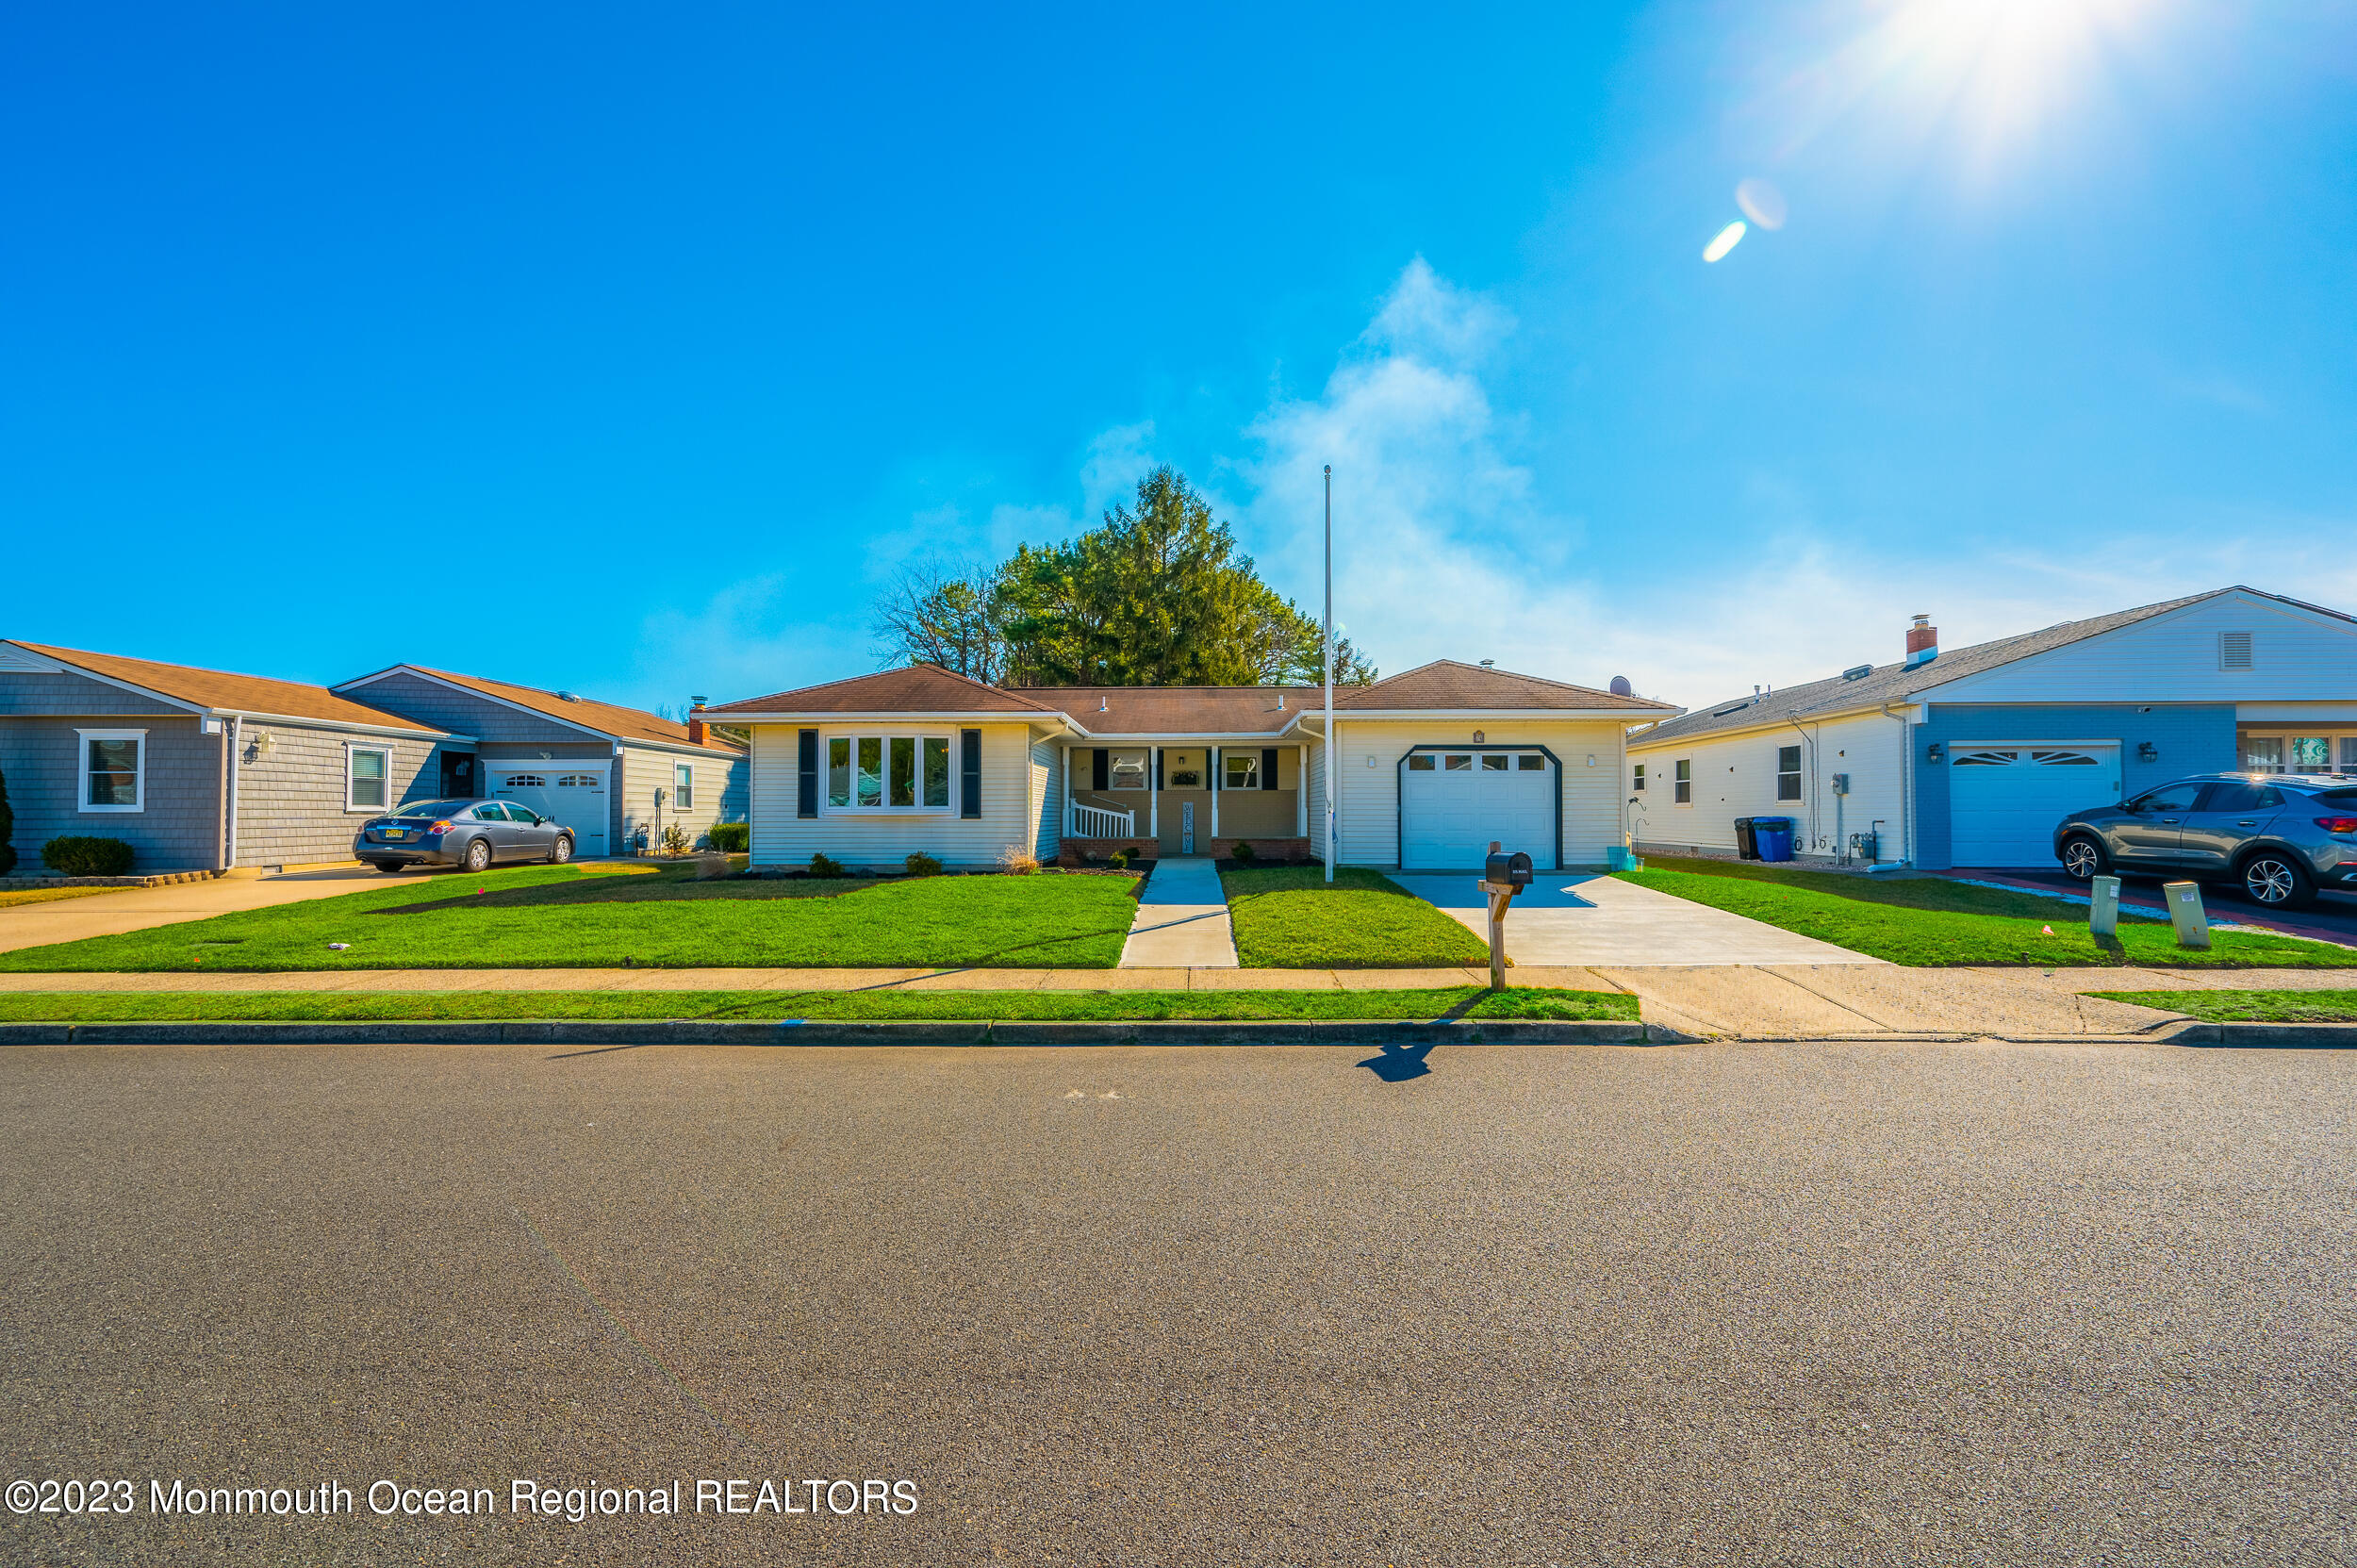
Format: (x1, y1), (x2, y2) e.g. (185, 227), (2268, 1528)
(1673, 759), (1692, 804)
(347, 745), (389, 812)
(1775, 744), (1802, 801)
(77, 729), (146, 813)
(1223, 752), (1259, 789)
(1107, 750), (1148, 791)
(1632, 763), (1645, 791)
(674, 762), (694, 811)
(825, 734), (951, 811)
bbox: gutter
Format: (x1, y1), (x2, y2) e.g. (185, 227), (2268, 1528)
(1880, 701), (1913, 866)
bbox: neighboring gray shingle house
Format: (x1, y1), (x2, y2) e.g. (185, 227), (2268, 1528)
(330, 666), (748, 856)
(0, 641), (469, 873)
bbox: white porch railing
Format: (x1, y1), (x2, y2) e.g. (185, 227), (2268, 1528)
(1069, 802), (1136, 839)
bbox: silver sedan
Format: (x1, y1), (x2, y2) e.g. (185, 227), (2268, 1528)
(354, 798), (574, 873)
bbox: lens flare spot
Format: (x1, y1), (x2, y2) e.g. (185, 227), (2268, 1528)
(1736, 178), (1788, 230)
(1702, 221), (1747, 263)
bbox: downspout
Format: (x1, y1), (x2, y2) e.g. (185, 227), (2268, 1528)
(1785, 712), (1817, 854)
(224, 716), (241, 870)
(1879, 702), (1911, 866)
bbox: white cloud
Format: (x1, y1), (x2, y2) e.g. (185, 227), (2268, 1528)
(1080, 421), (1159, 520)
(630, 574), (855, 709)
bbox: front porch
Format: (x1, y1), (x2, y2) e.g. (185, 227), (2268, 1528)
(1060, 742), (1310, 859)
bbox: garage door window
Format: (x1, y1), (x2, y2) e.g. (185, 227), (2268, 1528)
(826, 734), (953, 811)
(502, 774), (547, 788)
(1517, 755), (1545, 770)
(1444, 754), (1472, 771)
(1407, 754), (1435, 771)
(1481, 754), (1509, 771)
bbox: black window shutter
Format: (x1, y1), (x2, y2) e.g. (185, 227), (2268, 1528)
(1092, 748), (1108, 791)
(1261, 747), (1279, 790)
(960, 729), (981, 818)
(1210, 748), (1218, 794)
(796, 729), (818, 818)
(1155, 751), (1163, 790)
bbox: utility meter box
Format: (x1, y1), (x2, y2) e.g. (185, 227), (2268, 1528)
(1484, 850), (1534, 889)
(1831, 772), (1851, 795)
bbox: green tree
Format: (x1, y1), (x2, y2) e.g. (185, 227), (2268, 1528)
(875, 468), (1376, 688)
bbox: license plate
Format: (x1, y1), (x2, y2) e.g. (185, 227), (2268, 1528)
(382, 829), (406, 840)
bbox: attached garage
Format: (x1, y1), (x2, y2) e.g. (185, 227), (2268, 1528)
(486, 758), (610, 856)
(1947, 745), (2120, 867)
(1400, 747), (1558, 869)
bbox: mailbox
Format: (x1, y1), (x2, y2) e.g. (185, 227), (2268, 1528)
(1484, 850), (1534, 889)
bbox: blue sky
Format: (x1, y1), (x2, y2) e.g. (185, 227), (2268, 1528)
(6, 1), (2353, 713)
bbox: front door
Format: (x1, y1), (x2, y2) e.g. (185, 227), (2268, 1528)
(1181, 801), (1195, 855)
(439, 751), (476, 798)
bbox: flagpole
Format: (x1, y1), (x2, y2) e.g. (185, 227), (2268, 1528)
(1323, 464), (1335, 883)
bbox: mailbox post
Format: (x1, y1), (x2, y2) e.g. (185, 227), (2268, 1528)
(1478, 840), (1535, 990)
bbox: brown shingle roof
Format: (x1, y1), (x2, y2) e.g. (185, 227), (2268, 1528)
(12, 642), (447, 734)
(1335, 660), (1674, 712)
(395, 666), (745, 752)
(1015, 685), (1318, 735)
(705, 665), (1057, 718)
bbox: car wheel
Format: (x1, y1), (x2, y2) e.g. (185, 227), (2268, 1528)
(550, 834), (573, 865)
(2059, 834), (2109, 881)
(2238, 851), (2315, 910)
(370, 861), (404, 874)
(464, 837), (493, 873)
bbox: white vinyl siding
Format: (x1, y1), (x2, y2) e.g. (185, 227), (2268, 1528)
(1630, 709), (1907, 863)
(1918, 592), (2357, 704)
(1029, 734), (1058, 860)
(1329, 718), (1625, 867)
(748, 720), (1046, 867)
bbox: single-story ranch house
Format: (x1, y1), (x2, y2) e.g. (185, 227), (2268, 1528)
(0, 642), (745, 874)
(701, 660), (1675, 871)
(1625, 586), (2357, 871)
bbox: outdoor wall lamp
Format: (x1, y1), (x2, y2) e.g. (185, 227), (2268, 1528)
(2137, 741), (2159, 763)
(1925, 741), (1944, 763)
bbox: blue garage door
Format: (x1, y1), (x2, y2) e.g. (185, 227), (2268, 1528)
(1949, 746), (2119, 867)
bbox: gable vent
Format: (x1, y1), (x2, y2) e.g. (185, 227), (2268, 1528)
(1842, 663), (1873, 682)
(2219, 631), (2253, 671)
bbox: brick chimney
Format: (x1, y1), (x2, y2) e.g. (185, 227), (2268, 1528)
(1904, 614), (1937, 668)
(687, 697), (708, 747)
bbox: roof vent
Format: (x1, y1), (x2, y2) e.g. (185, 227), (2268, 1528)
(1842, 663), (1872, 681)
(1711, 701), (1751, 718)
(1608, 676), (1633, 697)
(556, 690), (584, 702)
(1480, 658), (1495, 668)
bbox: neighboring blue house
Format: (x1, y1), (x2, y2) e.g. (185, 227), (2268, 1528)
(1626, 586), (2357, 870)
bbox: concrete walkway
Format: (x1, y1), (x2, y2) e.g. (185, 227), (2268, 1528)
(1393, 872), (1883, 967)
(1118, 858), (1237, 967)
(0, 867), (401, 956)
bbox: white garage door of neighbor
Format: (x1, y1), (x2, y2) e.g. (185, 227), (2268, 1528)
(1401, 751), (1556, 870)
(1948, 745), (2119, 867)
(486, 760), (609, 856)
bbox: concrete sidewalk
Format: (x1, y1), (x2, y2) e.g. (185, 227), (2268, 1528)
(0, 867), (400, 955)
(1394, 872), (1883, 966)
(1119, 858), (1238, 967)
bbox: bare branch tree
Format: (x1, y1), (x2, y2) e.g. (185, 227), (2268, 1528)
(870, 559), (1012, 684)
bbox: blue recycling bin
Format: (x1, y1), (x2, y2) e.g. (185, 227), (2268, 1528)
(1755, 817), (1795, 862)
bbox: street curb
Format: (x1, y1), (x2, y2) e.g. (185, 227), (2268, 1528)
(0, 1018), (1673, 1048)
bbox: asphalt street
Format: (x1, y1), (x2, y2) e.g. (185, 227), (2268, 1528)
(2, 1038), (2351, 1566)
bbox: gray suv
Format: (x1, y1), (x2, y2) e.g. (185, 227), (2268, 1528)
(355, 798), (574, 874)
(2053, 773), (2357, 909)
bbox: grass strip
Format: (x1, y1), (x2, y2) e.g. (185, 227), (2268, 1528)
(0, 986), (1637, 1024)
(0, 864), (1142, 973)
(2086, 989), (2357, 1023)
(1220, 867), (1490, 968)
(1618, 858), (2354, 968)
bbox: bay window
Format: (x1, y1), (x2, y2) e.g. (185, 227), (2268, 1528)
(827, 734), (953, 810)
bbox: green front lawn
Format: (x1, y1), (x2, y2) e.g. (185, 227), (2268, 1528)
(1618, 857), (2357, 968)
(2087, 989), (2357, 1023)
(0, 865), (1143, 972)
(1220, 867), (1491, 968)
(0, 985), (1637, 1024)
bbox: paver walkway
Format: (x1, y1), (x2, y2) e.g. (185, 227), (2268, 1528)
(1118, 858), (1238, 967)
(1393, 872), (1883, 966)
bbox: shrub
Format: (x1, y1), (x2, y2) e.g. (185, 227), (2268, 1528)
(1107, 849), (1129, 870)
(808, 851), (846, 877)
(659, 821), (692, 856)
(904, 851), (943, 877)
(42, 835), (134, 877)
(705, 820), (750, 853)
(1230, 839), (1258, 864)
(0, 767), (14, 876)
(997, 844), (1040, 876)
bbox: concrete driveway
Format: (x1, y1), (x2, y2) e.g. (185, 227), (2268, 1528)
(0, 866), (402, 957)
(1393, 870), (1882, 966)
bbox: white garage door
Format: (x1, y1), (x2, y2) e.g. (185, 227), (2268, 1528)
(486, 760), (609, 856)
(1948, 745), (2119, 867)
(1401, 751), (1556, 869)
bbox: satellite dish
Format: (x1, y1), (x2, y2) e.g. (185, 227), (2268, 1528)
(1608, 676), (1634, 697)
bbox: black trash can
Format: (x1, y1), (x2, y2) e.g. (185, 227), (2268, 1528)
(1734, 817), (1760, 861)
